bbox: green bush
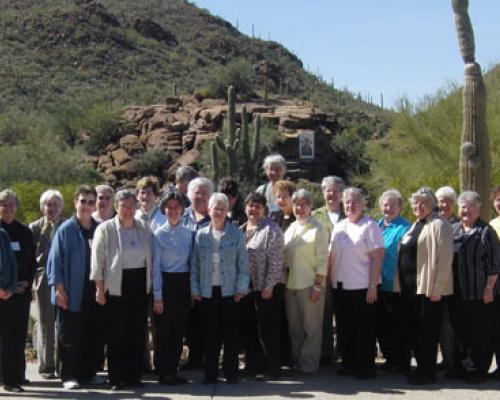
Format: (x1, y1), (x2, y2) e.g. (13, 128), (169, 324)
(130, 149), (171, 177)
(205, 59), (254, 99)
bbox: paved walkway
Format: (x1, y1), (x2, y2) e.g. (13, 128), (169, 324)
(1, 362), (499, 400)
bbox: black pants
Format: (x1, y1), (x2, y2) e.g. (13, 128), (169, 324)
(0, 291), (31, 386)
(400, 294), (442, 377)
(154, 272), (191, 376)
(493, 297), (500, 370)
(376, 290), (403, 366)
(449, 296), (495, 377)
(106, 268), (148, 386)
(334, 286), (376, 374)
(241, 284), (284, 376)
(57, 292), (103, 382)
(186, 300), (204, 364)
(200, 287), (240, 380)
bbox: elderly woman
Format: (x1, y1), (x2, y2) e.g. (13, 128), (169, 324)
(446, 191), (500, 383)
(284, 189), (329, 374)
(376, 189), (410, 371)
(92, 185), (115, 223)
(395, 187), (454, 385)
(91, 189), (152, 390)
(312, 176), (345, 366)
(217, 177), (246, 226)
(153, 190), (193, 385)
(182, 176), (213, 370)
(0, 190), (36, 392)
(191, 193), (249, 384)
(47, 185), (103, 389)
(270, 180), (296, 232)
(257, 154), (287, 213)
(240, 192), (285, 378)
(491, 185), (500, 238)
(436, 186), (459, 224)
(330, 188), (384, 379)
(490, 185), (500, 378)
(0, 226), (21, 392)
(29, 189), (66, 380)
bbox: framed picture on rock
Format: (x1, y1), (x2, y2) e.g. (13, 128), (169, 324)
(298, 129), (315, 160)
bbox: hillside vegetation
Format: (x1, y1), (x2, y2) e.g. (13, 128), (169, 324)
(358, 64), (500, 213)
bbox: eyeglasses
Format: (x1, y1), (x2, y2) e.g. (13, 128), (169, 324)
(78, 199), (96, 206)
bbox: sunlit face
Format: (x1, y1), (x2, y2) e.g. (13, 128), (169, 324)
(74, 193), (96, 221)
(43, 197), (63, 223)
(137, 187), (157, 212)
(412, 198), (433, 220)
(245, 201), (265, 224)
(343, 195), (364, 222)
(164, 199), (183, 226)
(191, 185), (210, 214)
(438, 196), (455, 220)
(209, 200), (228, 226)
(293, 198), (312, 221)
(0, 197), (17, 224)
(494, 194), (500, 216)
(381, 196), (401, 224)
(459, 200), (480, 227)
(96, 190), (114, 215)
(276, 189), (293, 213)
(117, 198), (137, 224)
(266, 164), (285, 183)
(323, 184), (343, 210)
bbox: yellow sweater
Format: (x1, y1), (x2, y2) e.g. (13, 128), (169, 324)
(490, 216), (500, 239)
(284, 216), (329, 290)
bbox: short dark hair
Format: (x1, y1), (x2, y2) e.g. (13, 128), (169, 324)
(217, 177), (240, 198)
(243, 192), (267, 209)
(74, 185), (96, 201)
(159, 189), (186, 214)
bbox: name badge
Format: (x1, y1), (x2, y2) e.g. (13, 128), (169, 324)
(11, 241), (21, 251)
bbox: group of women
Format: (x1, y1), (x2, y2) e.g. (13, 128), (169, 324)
(1, 154), (500, 393)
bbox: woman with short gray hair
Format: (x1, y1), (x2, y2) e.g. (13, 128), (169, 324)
(257, 154), (287, 213)
(191, 192), (249, 384)
(436, 186), (459, 224)
(284, 189), (329, 373)
(395, 187), (453, 385)
(92, 185), (115, 223)
(30, 189), (66, 380)
(91, 188), (153, 390)
(330, 187), (384, 379)
(447, 191), (500, 382)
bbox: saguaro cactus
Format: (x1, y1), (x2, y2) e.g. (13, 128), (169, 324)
(240, 106), (261, 182)
(452, 0), (492, 219)
(214, 85), (239, 176)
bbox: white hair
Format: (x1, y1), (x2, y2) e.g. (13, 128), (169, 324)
(262, 154), (286, 172)
(187, 177), (214, 201)
(95, 184), (115, 197)
(410, 187), (437, 208)
(436, 186), (457, 203)
(39, 189), (64, 213)
(342, 187), (367, 206)
(208, 192), (229, 210)
(292, 189), (314, 207)
(379, 189), (403, 208)
(458, 191), (481, 207)
(321, 176), (345, 192)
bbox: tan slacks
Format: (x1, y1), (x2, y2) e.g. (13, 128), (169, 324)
(285, 287), (325, 373)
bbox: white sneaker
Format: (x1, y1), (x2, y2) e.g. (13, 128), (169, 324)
(88, 375), (106, 385)
(63, 380), (80, 390)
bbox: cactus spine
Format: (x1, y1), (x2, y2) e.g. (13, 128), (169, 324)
(214, 85), (239, 176)
(452, 0), (491, 220)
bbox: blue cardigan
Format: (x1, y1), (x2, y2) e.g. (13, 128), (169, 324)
(0, 228), (17, 293)
(46, 216), (89, 312)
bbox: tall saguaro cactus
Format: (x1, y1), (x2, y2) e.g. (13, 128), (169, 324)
(452, 0), (491, 220)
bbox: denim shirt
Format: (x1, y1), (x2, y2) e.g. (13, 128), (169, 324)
(191, 221), (250, 298)
(182, 207), (210, 232)
(378, 215), (410, 292)
(152, 221), (194, 300)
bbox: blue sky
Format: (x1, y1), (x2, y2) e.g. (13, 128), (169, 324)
(193, 1), (500, 109)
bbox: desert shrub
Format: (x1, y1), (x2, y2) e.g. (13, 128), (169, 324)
(130, 149), (171, 177)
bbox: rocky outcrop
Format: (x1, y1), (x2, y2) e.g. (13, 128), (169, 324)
(86, 95), (386, 188)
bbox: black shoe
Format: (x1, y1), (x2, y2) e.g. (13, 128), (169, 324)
(202, 376), (217, 385)
(465, 372), (488, 384)
(40, 372), (57, 380)
(319, 356), (331, 366)
(159, 375), (188, 385)
(407, 373), (436, 385)
(355, 370), (377, 380)
(110, 383), (123, 391)
(4, 385), (24, 393)
(337, 367), (355, 376)
(125, 381), (144, 388)
(226, 377), (238, 384)
(181, 360), (204, 371)
(445, 369), (465, 380)
(20, 378), (30, 385)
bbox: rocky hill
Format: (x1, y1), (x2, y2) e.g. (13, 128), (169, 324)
(0, 0), (389, 187)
